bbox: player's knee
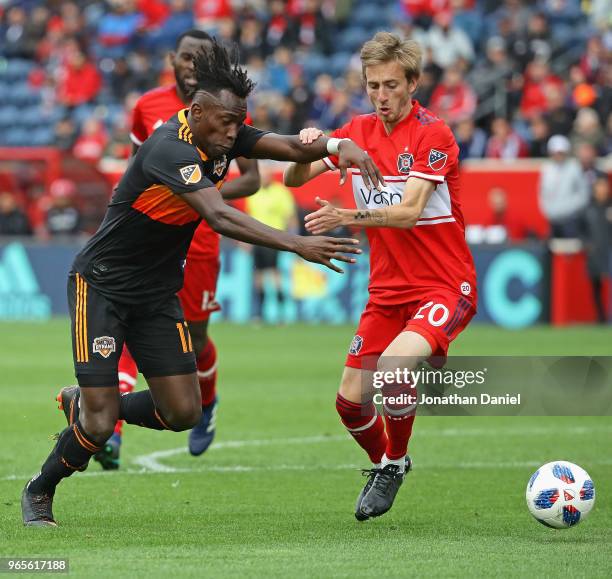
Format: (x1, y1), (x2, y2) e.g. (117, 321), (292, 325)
(164, 402), (201, 431)
(80, 412), (117, 445)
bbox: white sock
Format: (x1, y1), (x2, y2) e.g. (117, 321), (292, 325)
(372, 462), (381, 469)
(381, 453), (406, 473)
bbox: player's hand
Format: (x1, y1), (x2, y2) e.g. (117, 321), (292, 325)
(304, 197), (344, 235)
(337, 140), (385, 190)
(293, 235), (361, 274)
(299, 127), (324, 144)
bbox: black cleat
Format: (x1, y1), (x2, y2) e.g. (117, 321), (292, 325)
(356, 456), (412, 521)
(94, 433), (121, 470)
(56, 386), (80, 426)
(21, 483), (57, 527)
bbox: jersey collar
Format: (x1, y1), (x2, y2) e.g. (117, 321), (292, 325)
(177, 108), (208, 162)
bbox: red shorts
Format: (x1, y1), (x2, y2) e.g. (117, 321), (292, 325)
(178, 256), (221, 322)
(345, 290), (476, 370)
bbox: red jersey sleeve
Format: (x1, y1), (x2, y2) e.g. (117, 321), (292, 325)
(130, 98), (148, 146)
(321, 120), (353, 171)
(409, 122), (458, 184)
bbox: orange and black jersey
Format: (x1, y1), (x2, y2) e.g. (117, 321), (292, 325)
(72, 109), (266, 304)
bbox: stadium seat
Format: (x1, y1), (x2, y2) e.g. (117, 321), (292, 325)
(338, 27), (371, 54)
(328, 53), (354, 78)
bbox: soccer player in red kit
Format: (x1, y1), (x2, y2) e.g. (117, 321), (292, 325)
(284, 32), (477, 520)
(96, 30), (261, 467)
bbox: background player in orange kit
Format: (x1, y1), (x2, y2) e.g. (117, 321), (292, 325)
(97, 30), (261, 468)
(284, 32), (477, 521)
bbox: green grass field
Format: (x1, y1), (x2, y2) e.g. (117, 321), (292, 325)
(0, 321), (611, 578)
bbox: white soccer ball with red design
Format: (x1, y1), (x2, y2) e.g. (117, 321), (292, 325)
(526, 461), (595, 528)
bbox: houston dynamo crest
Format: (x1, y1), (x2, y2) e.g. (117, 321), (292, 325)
(213, 154), (228, 178)
(93, 336), (116, 358)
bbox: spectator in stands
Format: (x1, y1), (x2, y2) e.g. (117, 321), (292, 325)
(528, 115), (551, 157)
(515, 11), (554, 65)
(425, 9), (474, 68)
(605, 112), (612, 156)
(0, 192), (31, 236)
(53, 117), (78, 151)
(485, 117), (528, 159)
(287, 72), (314, 128)
(290, 0), (333, 55)
(263, 0), (295, 56)
(309, 73), (336, 127)
(579, 35), (605, 84)
(56, 47), (102, 107)
(451, 0), (484, 50)
(429, 68), (477, 126)
(45, 179), (81, 237)
(455, 118), (487, 160)
(72, 118), (109, 164)
(576, 141), (606, 193)
(274, 97), (302, 135)
(237, 14), (265, 63)
(543, 85), (575, 136)
(246, 163), (296, 322)
(538, 135), (589, 238)
(584, 176), (610, 323)
(0, 5), (31, 58)
(520, 58), (564, 120)
(193, 0), (233, 32)
(96, 0), (144, 59)
(467, 36), (514, 121)
(570, 107), (605, 152)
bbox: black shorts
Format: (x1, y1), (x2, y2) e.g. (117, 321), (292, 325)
(68, 273), (197, 387)
(253, 246), (278, 270)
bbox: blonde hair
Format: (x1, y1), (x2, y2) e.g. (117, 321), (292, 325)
(360, 32), (422, 83)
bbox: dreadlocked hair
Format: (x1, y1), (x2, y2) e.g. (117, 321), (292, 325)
(193, 38), (255, 99)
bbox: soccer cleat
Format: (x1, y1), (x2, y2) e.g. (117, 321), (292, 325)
(356, 456), (412, 521)
(21, 483), (57, 527)
(56, 385), (80, 426)
(188, 396), (218, 456)
(93, 433), (121, 470)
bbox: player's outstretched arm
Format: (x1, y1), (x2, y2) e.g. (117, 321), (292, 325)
(305, 177), (436, 234)
(283, 128), (329, 187)
(249, 133), (385, 190)
(182, 185), (361, 273)
(219, 157), (261, 200)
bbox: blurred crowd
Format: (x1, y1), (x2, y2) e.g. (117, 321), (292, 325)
(0, 0), (611, 239)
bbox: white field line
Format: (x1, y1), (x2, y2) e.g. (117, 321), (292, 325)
(3, 426), (612, 482)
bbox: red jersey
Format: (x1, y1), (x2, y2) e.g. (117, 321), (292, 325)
(130, 85), (218, 260)
(323, 101), (477, 306)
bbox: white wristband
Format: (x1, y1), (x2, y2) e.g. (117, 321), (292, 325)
(326, 138), (350, 155)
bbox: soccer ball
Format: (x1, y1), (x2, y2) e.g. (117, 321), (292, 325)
(526, 461), (595, 528)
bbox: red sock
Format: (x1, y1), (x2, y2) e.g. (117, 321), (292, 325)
(382, 382), (416, 460)
(114, 346), (138, 437)
(197, 339), (217, 407)
(336, 393), (387, 464)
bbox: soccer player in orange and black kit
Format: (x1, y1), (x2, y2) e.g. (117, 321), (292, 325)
(22, 39), (384, 527)
(91, 30), (261, 468)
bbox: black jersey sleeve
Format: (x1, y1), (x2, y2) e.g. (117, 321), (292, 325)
(142, 139), (216, 195)
(229, 124), (269, 158)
